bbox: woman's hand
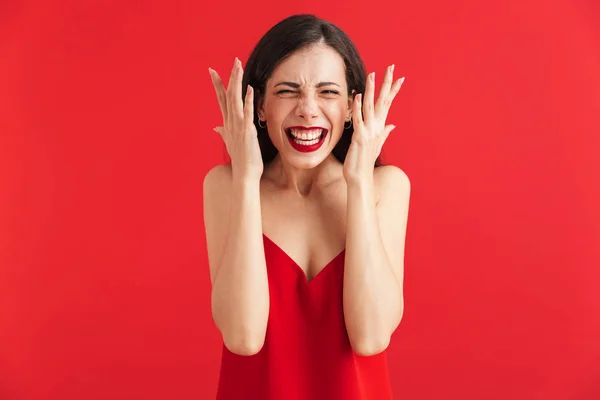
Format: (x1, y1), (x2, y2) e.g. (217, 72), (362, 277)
(209, 57), (263, 182)
(343, 65), (404, 184)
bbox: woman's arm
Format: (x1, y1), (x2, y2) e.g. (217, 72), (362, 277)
(343, 165), (410, 356)
(203, 164), (269, 356)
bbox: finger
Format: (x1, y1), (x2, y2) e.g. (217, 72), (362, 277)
(375, 65), (394, 116)
(208, 68), (228, 119)
(227, 57), (244, 119)
(363, 72), (375, 121)
(383, 124), (396, 139)
(213, 126), (224, 137)
(352, 93), (364, 127)
(380, 77), (405, 122)
(225, 59), (237, 121)
(388, 76), (405, 103)
(377, 124), (396, 156)
(244, 85), (255, 126)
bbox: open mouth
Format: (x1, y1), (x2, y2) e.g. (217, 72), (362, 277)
(285, 127), (328, 153)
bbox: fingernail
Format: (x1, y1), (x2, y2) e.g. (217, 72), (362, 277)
(370, 72), (375, 82)
(390, 64), (395, 73)
(208, 67), (214, 75)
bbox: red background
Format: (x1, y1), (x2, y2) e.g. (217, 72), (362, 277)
(1, 0), (599, 399)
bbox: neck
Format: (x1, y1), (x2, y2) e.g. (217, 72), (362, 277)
(264, 154), (343, 196)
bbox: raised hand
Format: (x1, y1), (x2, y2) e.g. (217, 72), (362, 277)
(209, 57), (263, 182)
(343, 65), (404, 184)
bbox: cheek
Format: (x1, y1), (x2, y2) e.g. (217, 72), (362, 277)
(324, 102), (349, 124)
(325, 104), (344, 116)
(264, 98), (290, 121)
(263, 101), (287, 145)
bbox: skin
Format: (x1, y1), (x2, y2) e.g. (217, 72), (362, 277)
(205, 42), (410, 356)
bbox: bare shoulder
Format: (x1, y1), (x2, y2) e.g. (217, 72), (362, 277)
(203, 163), (233, 197)
(203, 163), (233, 228)
(374, 165), (411, 203)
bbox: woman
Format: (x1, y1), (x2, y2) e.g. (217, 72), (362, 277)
(204, 14), (410, 400)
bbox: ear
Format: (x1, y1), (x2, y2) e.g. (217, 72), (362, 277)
(347, 89), (356, 120)
(257, 96), (266, 121)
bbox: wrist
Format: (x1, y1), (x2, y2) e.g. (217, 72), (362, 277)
(346, 176), (376, 201)
(231, 166), (261, 185)
(231, 173), (261, 191)
(345, 173), (374, 189)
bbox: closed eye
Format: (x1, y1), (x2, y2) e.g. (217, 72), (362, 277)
(274, 89), (340, 96)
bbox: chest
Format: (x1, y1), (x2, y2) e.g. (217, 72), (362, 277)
(260, 184), (347, 282)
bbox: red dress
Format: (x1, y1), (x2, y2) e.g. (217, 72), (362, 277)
(215, 234), (393, 400)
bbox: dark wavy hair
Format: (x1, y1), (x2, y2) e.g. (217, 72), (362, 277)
(240, 14), (383, 167)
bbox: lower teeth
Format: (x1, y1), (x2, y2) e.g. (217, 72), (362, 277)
(293, 137), (319, 145)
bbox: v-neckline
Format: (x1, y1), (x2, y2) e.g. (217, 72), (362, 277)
(262, 234), (345, 284)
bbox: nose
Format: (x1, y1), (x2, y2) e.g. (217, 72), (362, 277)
(295, 95), (319, 120)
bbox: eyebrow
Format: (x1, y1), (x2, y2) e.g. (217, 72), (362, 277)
(274, 81), (341, 89)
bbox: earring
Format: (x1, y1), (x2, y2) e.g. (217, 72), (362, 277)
(258, 118), (267, 129)
(344, 118), (353, 129)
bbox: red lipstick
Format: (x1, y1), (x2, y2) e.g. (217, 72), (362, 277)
(285, 126), (328, 153)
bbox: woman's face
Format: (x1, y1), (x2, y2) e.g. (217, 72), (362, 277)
(259, 43), (352, 169)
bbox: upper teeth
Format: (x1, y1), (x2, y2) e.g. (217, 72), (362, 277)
(289, 128), (323, 140)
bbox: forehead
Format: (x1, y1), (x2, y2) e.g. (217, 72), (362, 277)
(268, 43), (346, 85)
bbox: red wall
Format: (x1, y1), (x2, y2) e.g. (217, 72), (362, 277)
(1, 0), (599, 399)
